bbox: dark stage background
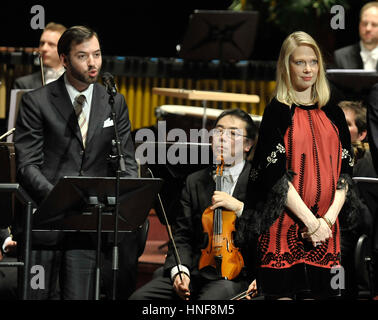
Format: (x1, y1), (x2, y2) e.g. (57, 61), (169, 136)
(0, 0), (365, 62)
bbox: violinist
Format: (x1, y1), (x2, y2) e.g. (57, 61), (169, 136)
(130, 108), (258, 300)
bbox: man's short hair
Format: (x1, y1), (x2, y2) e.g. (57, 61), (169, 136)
(44, 22), (67, 35)
(360, 2), (378, 19)
(338, 100), (367, 134)
(57, 25), (99, 56)
(214, 108), (258, 141)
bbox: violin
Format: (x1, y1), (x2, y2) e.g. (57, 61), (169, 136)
(198, 158), (244, 280)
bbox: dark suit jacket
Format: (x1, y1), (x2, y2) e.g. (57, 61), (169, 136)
(14, 74), (138, 209)
(163, 161), (254, 280)
(13, 72), (42, 90)
(368, 84), (378, 174)
(334, 42), (378, 71)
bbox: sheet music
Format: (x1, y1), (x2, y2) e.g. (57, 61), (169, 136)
(7, 89), (32, 142)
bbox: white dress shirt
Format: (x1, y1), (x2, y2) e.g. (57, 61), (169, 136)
(64, 74), (94, 122)
(44, 67), (65, 84)
(360, 42), (378, 71)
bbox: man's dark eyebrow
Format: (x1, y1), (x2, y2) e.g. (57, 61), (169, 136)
(76, 49), (101, 54)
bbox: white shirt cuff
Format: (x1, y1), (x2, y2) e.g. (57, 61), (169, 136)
(170, 264), (190, 282)
(236, 202), (244, 217)
(2, 236), (12, 253)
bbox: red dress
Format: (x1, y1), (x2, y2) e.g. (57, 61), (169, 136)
(258, 104), (342, 297)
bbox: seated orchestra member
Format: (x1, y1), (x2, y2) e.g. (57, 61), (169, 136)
(238, 31), (361, 300)
(339, 100), (376, 298)
(333, 2), (378, 71)
(13, 22), (67, 89)
(0, 228), (17, 299)
(130, 109), (258, 300)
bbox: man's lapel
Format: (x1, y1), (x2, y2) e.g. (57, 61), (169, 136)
(198, 167), (216, 212)
(232, 161), (251, 200)
(86, 83), (107, 146)
(50, 76), (83, 144)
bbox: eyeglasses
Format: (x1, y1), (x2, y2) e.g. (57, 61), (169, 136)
(213, 127), (248, 139)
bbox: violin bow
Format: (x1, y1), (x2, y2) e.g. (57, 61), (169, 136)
(230, 289), (256, 300)
(147, 168), (184, 282)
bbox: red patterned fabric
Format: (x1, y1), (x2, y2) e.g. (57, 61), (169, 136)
(258, 105), (341, 270)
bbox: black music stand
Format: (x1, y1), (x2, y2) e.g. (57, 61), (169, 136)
(32, 176), (163, 300)
(0, 183), (35, 300)
(179, 10), (259, 91)
(326, 69), (378, 101)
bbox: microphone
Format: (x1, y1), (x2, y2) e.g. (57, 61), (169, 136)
(102, 72), (117, 97)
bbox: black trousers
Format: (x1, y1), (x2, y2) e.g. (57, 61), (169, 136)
(129, 274), (249, 300)
(26, 230), (142, 300)
(26, 232), (96, 300)
(28, 248), (96, 300)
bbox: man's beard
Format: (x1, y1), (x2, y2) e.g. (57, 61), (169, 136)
(68, 59), (100, 85)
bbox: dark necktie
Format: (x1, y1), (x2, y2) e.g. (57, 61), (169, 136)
(74, 94), (88, 147)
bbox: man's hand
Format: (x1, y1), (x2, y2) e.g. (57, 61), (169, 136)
(0, 238), (17, 261)
(245, 279), (258, 300)
(173, 273), (191, 300)
(210, 191), (243, 213)
(5, 239), (17, 253)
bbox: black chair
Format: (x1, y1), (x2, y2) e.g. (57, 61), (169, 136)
(137, 219), (150, 258)
(354, 234), (375, 298)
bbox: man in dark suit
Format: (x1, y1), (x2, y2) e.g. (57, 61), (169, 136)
(13, 22), (66, 89)
(334, 2), (378, 71)
(130, 109), (258, 300)
(14, 26), (138, 299)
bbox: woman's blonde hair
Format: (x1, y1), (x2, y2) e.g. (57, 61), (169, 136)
(273, 31), (330, 107)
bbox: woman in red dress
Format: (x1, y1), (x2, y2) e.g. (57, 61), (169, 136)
(240, 31), (359, 299)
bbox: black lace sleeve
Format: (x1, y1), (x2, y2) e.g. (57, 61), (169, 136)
(235, 99), (293, 246)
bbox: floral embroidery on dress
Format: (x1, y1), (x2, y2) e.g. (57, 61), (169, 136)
(266, 143), (286, 167)
(341, 148), (354, 167)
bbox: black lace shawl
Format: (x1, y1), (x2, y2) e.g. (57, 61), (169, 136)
(235, 98), (360, 248)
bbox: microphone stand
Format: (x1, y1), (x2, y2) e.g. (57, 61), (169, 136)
(107, 92), (126, 300)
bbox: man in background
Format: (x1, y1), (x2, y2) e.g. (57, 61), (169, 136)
(13, 22), (66, 89)
(334, 2), (378, 70)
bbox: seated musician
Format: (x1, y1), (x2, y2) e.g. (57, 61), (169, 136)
(0, 228), (17, 299)
(130, 108), (258, 300)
